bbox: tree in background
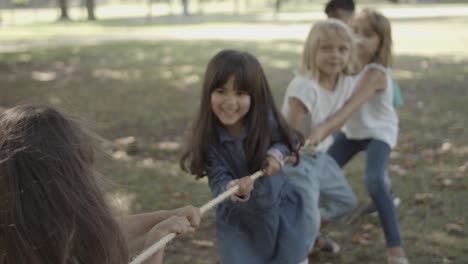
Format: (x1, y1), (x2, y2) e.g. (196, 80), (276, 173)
(181, 0), (188, 16)
(58, 0), (69, 20)
(85, 0), (96, 20)
(57, 0), (95, 21)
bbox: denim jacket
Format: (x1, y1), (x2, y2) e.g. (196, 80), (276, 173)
(206, 117), (308, 264)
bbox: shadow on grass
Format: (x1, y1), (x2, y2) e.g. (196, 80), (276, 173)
(0, 40), (467, 263)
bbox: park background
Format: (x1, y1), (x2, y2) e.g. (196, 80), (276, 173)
(1, 0), (467, 263)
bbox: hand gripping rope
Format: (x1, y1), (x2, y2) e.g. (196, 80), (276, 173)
(129, 170), (265, 264)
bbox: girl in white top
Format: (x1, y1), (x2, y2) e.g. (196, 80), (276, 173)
(281, 19), (359, 254)
(309, 9), (409, 264)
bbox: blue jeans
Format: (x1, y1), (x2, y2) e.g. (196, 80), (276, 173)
(284, 152), (357, 250)
(327, 132), (402, 247)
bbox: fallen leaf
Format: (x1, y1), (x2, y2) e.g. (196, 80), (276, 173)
(457, 163), (467, 173)
(351, 233), (370, 245)
(362, 223), (376, 232)
(157, 141), (181, 151)
(114, 136), (138, 154)
(414, 193), (434, 205)
(114, 136), (136, 146)
(441, 178), (453, 187)
(389, 164), (407, 176)
(191, 239), (215, 248)
(420, 148), (436, 159)
(439, 142), (452, 154)
(445, 223), (465, 237)
(112, 150), (131, 161)
(138, 158), (156, 168)
(31, 71), (57, 82)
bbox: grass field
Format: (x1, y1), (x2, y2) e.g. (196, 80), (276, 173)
(1, 3), (467, 264)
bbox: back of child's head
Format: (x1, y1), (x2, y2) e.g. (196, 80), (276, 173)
(359, 8), (393, 67)
(301, 19), (355, 78)
(181, 50), (300, 177)
(325, 0), (355, 17)
(0, 104), (127, 264)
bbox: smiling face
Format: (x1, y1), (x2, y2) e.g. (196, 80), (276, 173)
(315, 31), (352, 79)
(211, 75), (251, 136)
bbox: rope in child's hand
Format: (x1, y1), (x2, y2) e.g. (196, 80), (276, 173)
(129, 170), (265, 264)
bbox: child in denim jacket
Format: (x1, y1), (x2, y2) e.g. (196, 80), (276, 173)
(181, 50), (309, 264)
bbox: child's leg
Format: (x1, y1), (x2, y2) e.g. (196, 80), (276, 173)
(327, 132), (368, 168)
(284, 154), (321, 251)
(317, 153), (357, 220)
(365, 139), (402, 248)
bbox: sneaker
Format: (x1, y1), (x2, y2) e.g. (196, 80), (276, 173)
(361, 194), (401, 217)
(309, 235), (340, 256)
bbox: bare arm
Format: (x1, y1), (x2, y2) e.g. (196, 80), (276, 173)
(141, 215), (196, 264)
(308, 68), (386, 145)
(287, 97), (308, 130)
(116, 206), (201, 241)
(116, 211), (172, 241)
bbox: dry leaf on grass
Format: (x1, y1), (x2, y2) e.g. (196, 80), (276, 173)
(362, 223), (376, 232)
(439, 142), (453, 154)
(31, 71), (57, 82)
(191, 239), (215, 248)
(351, 233), (370, 245)
(445, 223), (465, 237)
(114, 136), (139, 154)
(414, 193), (434, 205)
(112, 150), (131, 161)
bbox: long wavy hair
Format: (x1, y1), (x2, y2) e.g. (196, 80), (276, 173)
(0, 104), (128, 264)
(360, 8), (393, 67)
(180, 50), (301, 178)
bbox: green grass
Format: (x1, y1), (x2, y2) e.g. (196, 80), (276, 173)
(1, 8), (468, 264)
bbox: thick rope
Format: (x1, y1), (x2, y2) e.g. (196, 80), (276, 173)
(129, 170), (264, 264)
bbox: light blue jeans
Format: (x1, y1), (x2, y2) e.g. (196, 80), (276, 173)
(327, 132), (402, 247)
(284, 151), (358, 249)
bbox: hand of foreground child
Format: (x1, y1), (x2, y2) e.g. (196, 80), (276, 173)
(142, 216), (196, 263)
(172, 206), (201, 228)
(227, 177), (254, 197)
(145, 215), (195, 243)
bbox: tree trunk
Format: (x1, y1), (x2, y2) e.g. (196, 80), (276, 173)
(86, 0), (96, 20)
(181, 0), (188, 16)
(58, 0), (69, 20)
(147, 0), (153, 21)
(275, 0), (281, 13)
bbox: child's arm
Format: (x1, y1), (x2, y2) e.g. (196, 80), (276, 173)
(265, 110), (298, 176)
(207, 149), (254, 201)
(287, 97), (308, 130)
(308, 68), (386, 145)
(141, 215), (197, 264)
(116, 206), (201, 242)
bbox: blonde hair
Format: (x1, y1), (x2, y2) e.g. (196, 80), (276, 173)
(360, 8), (392, 67)
(301, 19), (355, 79)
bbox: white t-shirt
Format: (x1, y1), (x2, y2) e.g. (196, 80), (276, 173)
(342, 63), (399, 148)
(281, 72), (356, 152)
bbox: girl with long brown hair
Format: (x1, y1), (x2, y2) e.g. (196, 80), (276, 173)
(0, 104), (201, 264)
(181, 49), (309, 264)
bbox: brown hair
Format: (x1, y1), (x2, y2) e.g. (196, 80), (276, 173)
(360, 8), (393, 67)
(301, 19), (356, 79)
(0, 104), (128, 264)
(180, 50), (301, 178)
